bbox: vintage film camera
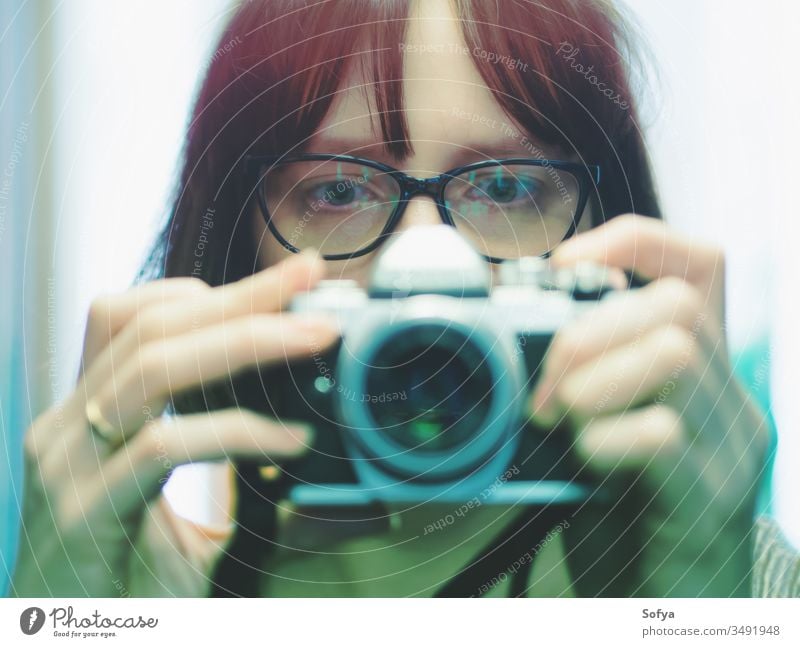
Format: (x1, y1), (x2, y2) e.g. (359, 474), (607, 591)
(264, 225), (620, 506)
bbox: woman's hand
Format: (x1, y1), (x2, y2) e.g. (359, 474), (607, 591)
(529, 215), (769, 596)
(12, 250), (338, 597)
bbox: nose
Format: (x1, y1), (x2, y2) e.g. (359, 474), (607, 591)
(393, 194), (443, 234)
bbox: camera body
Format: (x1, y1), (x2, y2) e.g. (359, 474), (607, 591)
(266, 225), (618, 506)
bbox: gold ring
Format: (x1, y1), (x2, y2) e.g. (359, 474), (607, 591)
(85, 400), (119, 447)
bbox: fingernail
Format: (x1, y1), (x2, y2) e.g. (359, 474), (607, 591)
(530, 378), (559, 426)
(295, 313), (340, 339)
(606, 267), (628, 290)
(283, 247), (320, 271)
(533, 376), (553, 410)
(293, 248), (326, 286)
(299, 247), (321, 262)
(551, 239), (583, 266)
(289, 423), (315, 448)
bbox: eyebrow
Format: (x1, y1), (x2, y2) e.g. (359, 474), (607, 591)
(451, 141), (537, 160)
(300, 136), (391, 157)
(301, 136), (545, 164)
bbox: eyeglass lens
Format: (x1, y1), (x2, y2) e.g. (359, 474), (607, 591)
(261, 159), (581, 258)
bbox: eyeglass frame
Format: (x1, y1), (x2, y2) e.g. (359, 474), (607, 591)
(244, 153), (601, 263)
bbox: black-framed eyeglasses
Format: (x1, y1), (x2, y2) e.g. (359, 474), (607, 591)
(244, 153), (600, 262)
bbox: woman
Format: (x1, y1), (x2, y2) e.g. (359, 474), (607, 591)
(12, 0), (774, 597)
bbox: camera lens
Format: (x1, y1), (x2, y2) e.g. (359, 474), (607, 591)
(364, 324), (494, 452)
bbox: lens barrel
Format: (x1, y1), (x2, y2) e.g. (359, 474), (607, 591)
(335, 312), (524, 483)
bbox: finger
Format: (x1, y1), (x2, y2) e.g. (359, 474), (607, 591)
(129, 494), (237, 597)
(572, 404), (688, 476)
(572, 397), (762, 530)
(81, 249), (325, 396)
(551, 214), (725, 318)
(81, 278), (209, 372)
(86, 312), (338, 442)
(532, 276), (716, 412)
(77, 409), (314, 525)
(531, 323), (708, 426)
(218, 247), (326, 311)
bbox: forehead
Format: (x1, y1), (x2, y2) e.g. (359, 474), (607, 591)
(306, 0), (527, 161)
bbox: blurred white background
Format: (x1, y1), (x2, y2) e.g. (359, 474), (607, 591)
(2, 0), (799, 593)
(624, 0), (799, 542)
(0, 0), (236, 591)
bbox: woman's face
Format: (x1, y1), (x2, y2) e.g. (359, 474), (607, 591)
(255, 0), (591, 285)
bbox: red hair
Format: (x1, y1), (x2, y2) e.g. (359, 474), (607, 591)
(148, 0), (659, 285)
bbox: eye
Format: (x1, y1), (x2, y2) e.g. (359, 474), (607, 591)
(464, 169), (543, 205)
(309, 180), (363, 206)
(299, 175), (381, 211)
